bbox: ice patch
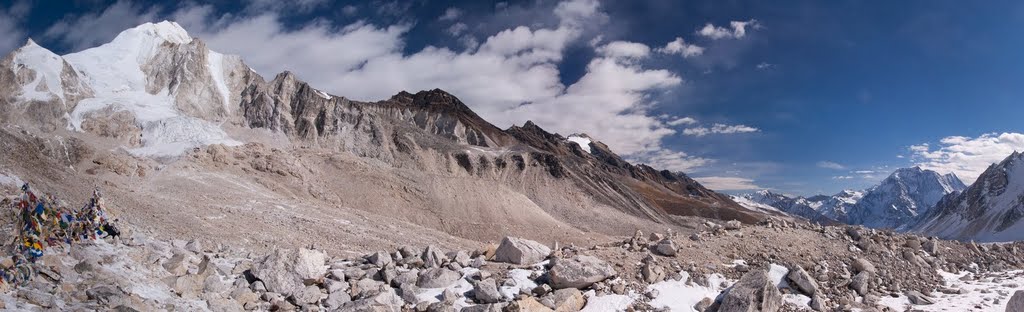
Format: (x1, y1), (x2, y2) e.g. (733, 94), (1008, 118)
(647, 271), (733, 311)
(877, 269), (1024, 311)
(12, 40), (67, 104)
(581, 290), (635, 312)
(207, 51), (231, 110)
(0, 173), (24, 186)
(314, 89), (332, 100)
(783, 293), (812, 309)
(499, 269), (538, 300)
(768, 263), (790, 288)
(129, 117), (241, 157)
(567, 135), (593, 153)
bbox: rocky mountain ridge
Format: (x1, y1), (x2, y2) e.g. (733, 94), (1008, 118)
(914, 152), (1024, 242)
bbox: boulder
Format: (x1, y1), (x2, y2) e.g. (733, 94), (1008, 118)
(368, 251), (392, 268)
(250, 249), (328, 297)
(654, 239), (677, 257)
(548, 255), (616, 289)
(786, 266), (818, 296)
(417, 268), (462, 288)
(716, 270), (782, 312)
(1007, 291), (1024, 312)
(851, 258), (875, 274)
(293, 285), (322, 305)
(507, 297), (554, 312)
(473, 279), (502, 304)
(905, 290), (935, 305)
(550, 288), (585, 311)
(163, 254), (190, 276)
(725, 220), (742, 230)
(494, 237), (551, 265)
(324, 291), (352, 310)
(422, 245), (447, 268)
(849, 271), (870, 296)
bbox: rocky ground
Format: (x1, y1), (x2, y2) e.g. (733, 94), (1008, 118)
(2, 209), (1024, 312)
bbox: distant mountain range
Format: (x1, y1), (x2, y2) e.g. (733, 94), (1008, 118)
(737, 167), (969, 231)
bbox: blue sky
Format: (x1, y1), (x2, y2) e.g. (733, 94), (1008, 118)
(3, 0), (1024, 196)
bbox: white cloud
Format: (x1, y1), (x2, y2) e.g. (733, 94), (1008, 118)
(683, 123), (759, 137)
(656, 37), (703, 58)
(697, 19), (759, 40)
(447, 22), (468, 36)
(832, 176), (854, 180)
(596, 41), (650, 59)
(43, 0), (160, 52)
(817, 161), (845, 170)
(693, 176), (761, 191)
(439, 7), (462, 21)
(910, 132), (1024, 183)
(755, 62), (775, 70)
(666, 116), (697, 126)
(631, 149), (711, 173)
(0, 0), (30, 55)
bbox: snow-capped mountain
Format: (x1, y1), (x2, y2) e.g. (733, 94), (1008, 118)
(914, 152), (1024, 242)
(848, 167), (966, 229)
(2, 21), (251, 158)
(738, 167), (965, 228)
(737, 190), (840, 224)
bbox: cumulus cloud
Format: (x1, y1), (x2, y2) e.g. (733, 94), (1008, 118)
(43, 0), (160, 52)
(595, 41), (650, 59)
(697, 19), (759, 40)
(817, 161), (846, 170)
(910, 132), (1024, 183)
(683, 124), (759, 137)
(693, 176), (761, 191)
(656, 37), (703, 58)
(438, 7), (462, 21)
(0, 0), (30, 55)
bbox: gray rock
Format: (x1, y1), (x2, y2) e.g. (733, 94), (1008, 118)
(1007, 291), (1024, 312)
(850, 271), (870, 296)
(326, 278), (350, 294)
(392, 269), (419, 287)
(494, 237), (551, 265)
(654, 239), (677, 257)
(398, 283), (420, 304)
(852, 258), (875, 274)
(716, 270), (782, 312)
(250, 249), (327, 297)
(641, 258), (664, 284)
(548, 255), (616, 289)
(293, 285), (322, 305)
(324, 291), (352, 310)
(441, 288), (460, 303)
(809, 294), (825, 311)
(694, 297), (713, 312)
(550, 288), (585, 311)
(449, 250), (472, 267)
(368, 251), (393, 268)
(163, 254), (190, 276)
(417, 268), (462, 288)
(422, 245), (447, 268)
(473, 278), (502, 304)
(786, 266), (818, 296)
(725, 220), (742, 230)
(342, 288), (404, 311)
(905, 290), (935, 305)
(462, 303), (506, 312)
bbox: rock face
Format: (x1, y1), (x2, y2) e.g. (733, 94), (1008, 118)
(1007, 291), (1024, 312)
(915, 152), (1024, 242)
(250, 249), (327, 297)
(494, 237), (551, 265)
(786, 266), (818, 296)
(548, 256), (616, 289)
(716, 270), (782, 312)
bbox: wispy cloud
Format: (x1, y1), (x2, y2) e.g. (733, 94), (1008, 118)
(655, 37), (703, 58)
(697, 19), (759, 40)
(683, 123), (759, 137)
(910, 132), (1024, 183)
(438, 7), (462, 21)
(693, 176), (761, 191)
(817, 161), (846, 170)
(0, 0), (31, 55)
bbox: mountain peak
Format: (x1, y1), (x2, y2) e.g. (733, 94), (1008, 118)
(110, 21), (192, 47)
